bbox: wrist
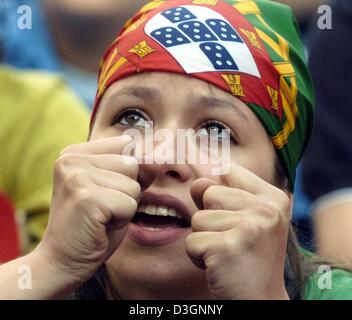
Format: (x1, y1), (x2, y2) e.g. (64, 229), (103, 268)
(32, 244), (86, 299)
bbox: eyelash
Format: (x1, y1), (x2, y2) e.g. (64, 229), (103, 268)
(111, 107), (151, 127)
(112, 108), (238, 144)
(200, 120), (239, 144)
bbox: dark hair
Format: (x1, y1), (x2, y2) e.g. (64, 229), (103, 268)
(273, 156), (306, 299)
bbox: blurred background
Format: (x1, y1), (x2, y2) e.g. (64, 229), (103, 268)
(3, 0), (350, 265)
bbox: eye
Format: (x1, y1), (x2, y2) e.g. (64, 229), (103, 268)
(112, 108), (152, 128)
(196, 121), (237, 143)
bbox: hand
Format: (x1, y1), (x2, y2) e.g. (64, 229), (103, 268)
(186, 163), (291, 299)
(37, 135), (140, 283)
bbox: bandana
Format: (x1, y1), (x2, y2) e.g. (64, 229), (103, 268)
(91, 0), (314, 190)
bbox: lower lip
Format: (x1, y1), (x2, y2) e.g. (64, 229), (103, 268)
(127, 222), (190, 246)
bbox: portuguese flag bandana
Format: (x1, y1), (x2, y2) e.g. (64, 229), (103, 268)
(91, 0), (314, 190)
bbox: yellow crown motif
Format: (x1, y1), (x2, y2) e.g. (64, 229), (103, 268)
(128, 40), (155, 58)
(222, 74), (245, 97)
(266, 85), (279, 111)
(240, 28), (261, 49)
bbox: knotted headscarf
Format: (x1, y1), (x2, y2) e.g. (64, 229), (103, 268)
(91, 0), (314, 190)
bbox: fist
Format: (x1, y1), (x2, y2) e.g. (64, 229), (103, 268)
(38, 135), (140, 282)
(186, 163), (291, 299)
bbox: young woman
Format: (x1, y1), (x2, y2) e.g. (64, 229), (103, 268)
(2, 0), (352, 300)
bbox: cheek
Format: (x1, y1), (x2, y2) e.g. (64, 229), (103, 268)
(229, 145), (276, 183)
(188, 163), (224, 184)
(189, 143), (276, 184)
(90, 122), (127, 141)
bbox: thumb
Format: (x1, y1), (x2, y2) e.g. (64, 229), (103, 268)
(190, 178), (218, 210)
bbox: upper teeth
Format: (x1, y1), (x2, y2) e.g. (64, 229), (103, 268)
(138, 204), (184, 220)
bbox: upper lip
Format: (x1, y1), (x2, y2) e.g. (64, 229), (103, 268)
(138, 191), (192, 225)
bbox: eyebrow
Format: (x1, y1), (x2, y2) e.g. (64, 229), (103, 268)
(191, 96), (249, 122)
(102, 86), (162, 108)
(102, 85), (249, 122)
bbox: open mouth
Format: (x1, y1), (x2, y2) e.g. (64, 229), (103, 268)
(128, 192), (192, 246)
(132, 204), (190, 229)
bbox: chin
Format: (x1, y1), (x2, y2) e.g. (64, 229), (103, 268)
(106, 239), (207, 297)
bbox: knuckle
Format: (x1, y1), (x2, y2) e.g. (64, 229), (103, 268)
(253, 202), (283, 231)
(122, 155), (139, 166)
(129, 181), (141, 199)
(64, 168), (88, 187)
(191, 212), (202, 230)
(129, 197), (138, 214)
(117, 195), (137, 218)
(185, 233), (193, 249)
(237, 218), (258, 234)
(217, 236), (236, 257)
(73, 188), (93, 207)
(185, 233), (199, 252)
(274, 189), (291, 211)
(122, 155), (139, 167)
(203, 185), (222, 209)
(263, 204), (282, 229)
(55, 154), (79, 172)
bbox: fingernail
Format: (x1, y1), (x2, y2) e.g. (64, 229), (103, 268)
(120, 135), (133, 142)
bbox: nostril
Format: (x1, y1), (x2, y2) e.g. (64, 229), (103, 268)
(166, 170), (179, 178)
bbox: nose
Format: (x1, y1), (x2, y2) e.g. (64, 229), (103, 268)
(136, 132), (193, 190)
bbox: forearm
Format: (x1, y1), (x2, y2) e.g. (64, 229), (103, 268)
(0, 248), (81, 300)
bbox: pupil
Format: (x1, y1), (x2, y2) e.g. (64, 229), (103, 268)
(127, 114), (139, 124)
(209, 126), (220, 134)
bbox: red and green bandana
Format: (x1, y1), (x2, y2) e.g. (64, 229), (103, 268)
(91, 0), (314, 190)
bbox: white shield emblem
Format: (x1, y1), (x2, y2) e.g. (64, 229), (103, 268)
(145, 5), (261, 77)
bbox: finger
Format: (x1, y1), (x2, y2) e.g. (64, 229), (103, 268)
(87, 154), (139, 180)
(202, 185), (256, 211)
(61, 135), (135, 156)
(221, 163), (277, 195)
(93, 187), (138, 230)
(191, 210), (247, 232)
(185, 232), (219, 270)
(89, 168), (141, 200)
(190, 178), (218, 210)
(137, 162), (161, 192)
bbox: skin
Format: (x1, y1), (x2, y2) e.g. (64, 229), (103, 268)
(92, 72), (292, 299)
(42, 0), (150, 72)
(0, 72), (292, 299)
(315, 201), (352, 262)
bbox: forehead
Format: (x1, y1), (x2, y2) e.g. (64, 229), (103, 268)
(96, 71), (265, 130)
(100, 72), (243, 110)
(103, 72), (216, 96)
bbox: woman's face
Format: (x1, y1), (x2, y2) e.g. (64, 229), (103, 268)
(43, 0), (149, 16)
(90, 72), (279, 299)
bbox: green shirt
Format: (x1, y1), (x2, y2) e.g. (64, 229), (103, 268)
(303, 250), (352, 299)
(305, 268), (352, 300)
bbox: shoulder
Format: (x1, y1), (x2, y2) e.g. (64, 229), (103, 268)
(301, 249), (352, 300)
